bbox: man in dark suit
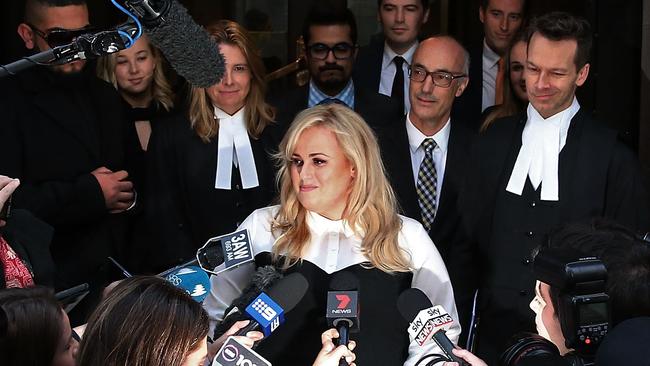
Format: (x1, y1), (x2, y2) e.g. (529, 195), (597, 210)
(451, 12), (650, 363)
(452, 0), (526, 129)
(0, 0), (132, 321)
(272, 4), (401, 135)
(353, 0), (429, 116)
(378, 35), (472, 262)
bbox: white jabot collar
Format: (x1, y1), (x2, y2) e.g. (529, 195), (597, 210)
(213, 106), (259, 190)
(506, 98), (580, 201)
(305, 211), (359, 239)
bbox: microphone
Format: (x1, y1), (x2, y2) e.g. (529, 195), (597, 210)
(121, 0), (225, 87)
(397, 288), (468, 366)
(326, 271), (360, 366)
(157, 228), (253, 277)
(164, 265), (211, 302)
(212, 336), (271, 366)
(213, 265), (284, 339)
(234, 272), (309, 338)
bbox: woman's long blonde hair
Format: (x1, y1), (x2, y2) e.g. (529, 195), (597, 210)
(96, 34), (175, 111)
(272, 104), (410, 273)
(188, 20), (274, 142)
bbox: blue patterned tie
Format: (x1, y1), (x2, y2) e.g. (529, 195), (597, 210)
(416, 138), (438, 231)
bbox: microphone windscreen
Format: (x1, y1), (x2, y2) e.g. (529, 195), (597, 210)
(397, 288), (433, 323)
(144, 0), (224, 87)
(165, 266), (211, 302)
(329, 271), (359, 291)
(214, 266), (283, 338)
(266, 272), (309, 312)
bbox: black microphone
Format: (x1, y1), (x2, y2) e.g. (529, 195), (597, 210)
(213, 265), (284, 339)
(397, 288), (468, 366)
(326, 271), (360, 366)
(122, 0), (225, 87)
(233, 272), (309, 338)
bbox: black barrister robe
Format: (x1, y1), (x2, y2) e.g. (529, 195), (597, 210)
(449, 109), (650, 363)
(144, 112), (278, 273)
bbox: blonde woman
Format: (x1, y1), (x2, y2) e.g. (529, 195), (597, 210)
(97, 34), (177, 272)
(204, 104), (458, 366)
(144, 20), (278, 273)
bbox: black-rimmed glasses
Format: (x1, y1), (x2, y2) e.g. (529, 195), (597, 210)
(307, 43), (357, 60)
(26, 23), (95, 48)
(408, 66), (467, 88)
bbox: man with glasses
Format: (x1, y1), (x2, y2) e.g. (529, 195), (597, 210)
(271, 4), (400, 136)
(0, 0), (132, 322)
(353, 0), (430, 116)
(378, 36), (474, 267)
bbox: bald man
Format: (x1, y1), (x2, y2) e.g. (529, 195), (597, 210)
(378, 36), (474, 266)
(0, 0), (132, 322)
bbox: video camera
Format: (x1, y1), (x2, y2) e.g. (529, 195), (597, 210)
(501, 247), (611, 366)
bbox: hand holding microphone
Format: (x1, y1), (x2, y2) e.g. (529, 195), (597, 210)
(397, 288), (469, 366)
(208, 320), (264, 360)
(312, 328), (357, 366)
(325, 272), (360, 366)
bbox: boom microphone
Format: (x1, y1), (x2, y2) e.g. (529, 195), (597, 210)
(397, 288), (468, 366)
(234, 272), (309, 338)
(326, 271), (360, 366)
(213, 265), (284, 339)
(122, 0), (225, 87)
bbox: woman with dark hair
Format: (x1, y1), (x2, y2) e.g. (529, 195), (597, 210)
(0, 286), (77, 366)
(145, 20), (278, 272)
(205, 104), (458, 365)
(77, 276), (212, 366)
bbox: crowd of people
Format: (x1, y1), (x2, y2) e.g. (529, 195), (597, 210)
(1, 0), (649, 365)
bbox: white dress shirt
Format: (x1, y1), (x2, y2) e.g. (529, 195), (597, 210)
(482, 40), (500, 111)
(405, 113), (451, 211)
(506, 98), (580, 201)
(379, 41), (418, 113)
(203, 205), (460, 366)
(213, 106), (259, 190)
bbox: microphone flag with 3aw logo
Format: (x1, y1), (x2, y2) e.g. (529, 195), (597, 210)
(164, 266), (210, 302)
(212, 337), (271, 366)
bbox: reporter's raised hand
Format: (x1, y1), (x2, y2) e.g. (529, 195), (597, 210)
(91, 167), (134, 213)
(442, 348), (487, 366)
(207, 320), (264, 359)
(312, 328), (356, 366)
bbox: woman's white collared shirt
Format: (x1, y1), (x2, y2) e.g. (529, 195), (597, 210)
(203, 205), (460, 366)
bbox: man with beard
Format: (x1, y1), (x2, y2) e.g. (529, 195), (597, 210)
(271, 4), (401, 137)
(0, 0), (133, 322)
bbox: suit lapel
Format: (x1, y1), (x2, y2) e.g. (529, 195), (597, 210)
(434, 122), (467, 225)
(381, 118), (420, 220)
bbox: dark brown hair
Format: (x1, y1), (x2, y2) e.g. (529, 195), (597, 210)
(77, 276), (209, 366)
(0, 287), (64, 366)
(527, 11), (593, 70)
